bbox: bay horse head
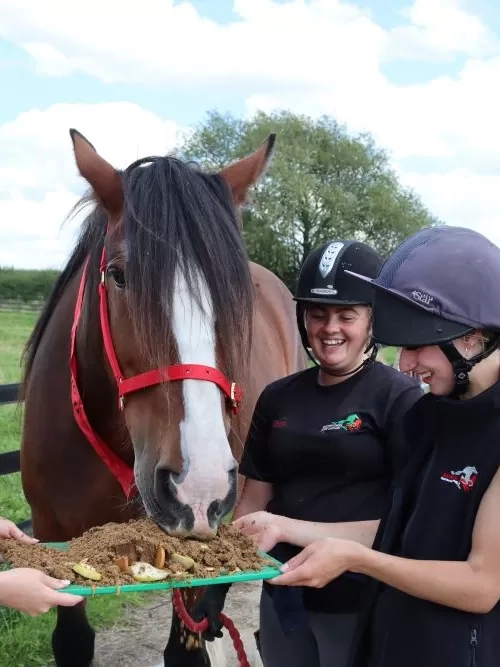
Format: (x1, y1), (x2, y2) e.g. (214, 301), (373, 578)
(68, 129), (275, 539)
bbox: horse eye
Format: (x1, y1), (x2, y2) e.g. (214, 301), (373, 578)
(107, 266), (126, 289)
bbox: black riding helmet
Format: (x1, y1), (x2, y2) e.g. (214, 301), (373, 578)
(294, 240), (383, 377)
(346, 226), (500, 396)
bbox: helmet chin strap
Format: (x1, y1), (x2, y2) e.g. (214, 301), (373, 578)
(439, 342), (473, 397)
(440, 335), (500, 398)
(306, 342), (379, 379)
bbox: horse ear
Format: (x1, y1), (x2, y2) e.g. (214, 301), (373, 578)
(219, 133), (276, 206)
(69, 128), (123, 217)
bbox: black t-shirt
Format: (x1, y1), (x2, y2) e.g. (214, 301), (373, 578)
(239, 360), (423, 613)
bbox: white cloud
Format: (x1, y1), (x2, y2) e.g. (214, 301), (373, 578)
(399, 169), (500, 249)
(0, 190), (80, 269)
(1, 0), (500, 265)
(0, 0), (387, 87)
(0, 102), (183, 268)
(0, 0), (495, 88)
(385, 0), (497, 61)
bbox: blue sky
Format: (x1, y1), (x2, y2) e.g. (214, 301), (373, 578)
(1, 0), (500, 268)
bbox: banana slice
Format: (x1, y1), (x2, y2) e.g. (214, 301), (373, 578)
(171, 553), (195, 571)
(72, 562), (102, 581)
(130, 562), (170, 582)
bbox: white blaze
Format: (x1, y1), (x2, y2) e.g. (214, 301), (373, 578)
(171, 268), (235, 526)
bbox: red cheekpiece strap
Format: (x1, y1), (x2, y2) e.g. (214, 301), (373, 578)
(70, 260), (136, 498)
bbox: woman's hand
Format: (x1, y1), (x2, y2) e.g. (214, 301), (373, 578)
(0, 568), (84, 616)
(269, 537), (366, 588)
(233, 511), (284, 553)
(0, 518), (39, 544)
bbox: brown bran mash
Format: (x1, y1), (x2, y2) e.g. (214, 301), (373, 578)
(0, 519), (275, 588)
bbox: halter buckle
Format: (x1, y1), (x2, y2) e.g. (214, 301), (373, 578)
(230, 382), (242, 410)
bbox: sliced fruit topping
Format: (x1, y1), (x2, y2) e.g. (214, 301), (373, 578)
(72, 562), (102, 581)
(130, 562), (170, 582)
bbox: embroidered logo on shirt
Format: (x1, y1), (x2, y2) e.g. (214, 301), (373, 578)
(321, 413), (363, 433)
(272, 418), (287, 428)
(440, 466), (478, 492)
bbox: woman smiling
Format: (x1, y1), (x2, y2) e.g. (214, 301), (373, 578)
(194, 239), (422, 667)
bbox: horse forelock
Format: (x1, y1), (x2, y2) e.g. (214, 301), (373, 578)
(121, 155), (254, 381)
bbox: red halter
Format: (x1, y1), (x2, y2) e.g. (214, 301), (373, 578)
(69, 243), (243, 498)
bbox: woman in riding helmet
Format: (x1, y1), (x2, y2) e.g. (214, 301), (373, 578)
(193, 239), (422, 667)
(268, 225), (500, 667)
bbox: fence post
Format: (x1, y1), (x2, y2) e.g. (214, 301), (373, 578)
(0, 382), (32, 533)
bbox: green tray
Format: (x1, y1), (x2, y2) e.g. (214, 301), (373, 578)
(37, 542), (282, 597)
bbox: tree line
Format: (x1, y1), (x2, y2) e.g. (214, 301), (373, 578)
(0, 268), (60, 303)
(4, 110), (439, 300)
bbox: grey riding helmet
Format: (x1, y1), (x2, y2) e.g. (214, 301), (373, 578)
(294, 240), (383, 375)
(346, 225), (500, 394)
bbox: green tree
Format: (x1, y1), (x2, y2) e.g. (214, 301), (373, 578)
(0, 267), (59, 302)
(180, 110), (441, 291)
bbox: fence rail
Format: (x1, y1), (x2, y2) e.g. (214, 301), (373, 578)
(0, 299), (44, 313)
(0, 381), (32, 534)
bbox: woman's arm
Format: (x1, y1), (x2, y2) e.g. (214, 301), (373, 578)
(232, 478), (274, 521)
(271, 467), (500, 614)
(234, 511), (379, 549)
(280, 516), (379, 547)
(353, 465), (500, 613)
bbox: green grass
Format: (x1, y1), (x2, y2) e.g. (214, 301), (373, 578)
(0, 311), (153, 667)
(0, 310), (37, 384)
(378, 346), (398, 367)
(0, 593), (151, 667)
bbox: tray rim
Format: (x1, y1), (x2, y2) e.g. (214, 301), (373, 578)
(14, 541), (283, 597)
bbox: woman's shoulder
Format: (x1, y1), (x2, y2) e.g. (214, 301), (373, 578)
(259, 366), (317, 402)
(369, 359), (423, 394)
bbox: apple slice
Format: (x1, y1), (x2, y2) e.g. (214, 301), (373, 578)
(114, 556), (129, 572)
(171, 553), (195, 571)
(154, 546), (166, 569)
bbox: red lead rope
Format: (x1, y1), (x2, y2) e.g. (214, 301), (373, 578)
(171, 589), (250, 667)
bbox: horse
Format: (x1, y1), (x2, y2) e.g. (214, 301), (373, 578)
(19, 128), (306, 667)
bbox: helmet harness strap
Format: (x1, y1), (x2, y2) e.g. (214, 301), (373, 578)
(304, 337), (379, 378)
(440, 334), (500, 398)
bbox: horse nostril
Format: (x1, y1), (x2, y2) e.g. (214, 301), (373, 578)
(153, 466), (194, 531)
(207, 468), (238, 527)
(154, 466), (178, 498)
(155, 461), (187, 485)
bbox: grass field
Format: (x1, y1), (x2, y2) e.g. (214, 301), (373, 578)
(0, 311), (149, 667)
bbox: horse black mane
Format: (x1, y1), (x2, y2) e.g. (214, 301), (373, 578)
(22, 155), (254, 390)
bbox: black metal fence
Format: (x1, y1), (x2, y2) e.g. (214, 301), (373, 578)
(0, 382), (32, 534)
